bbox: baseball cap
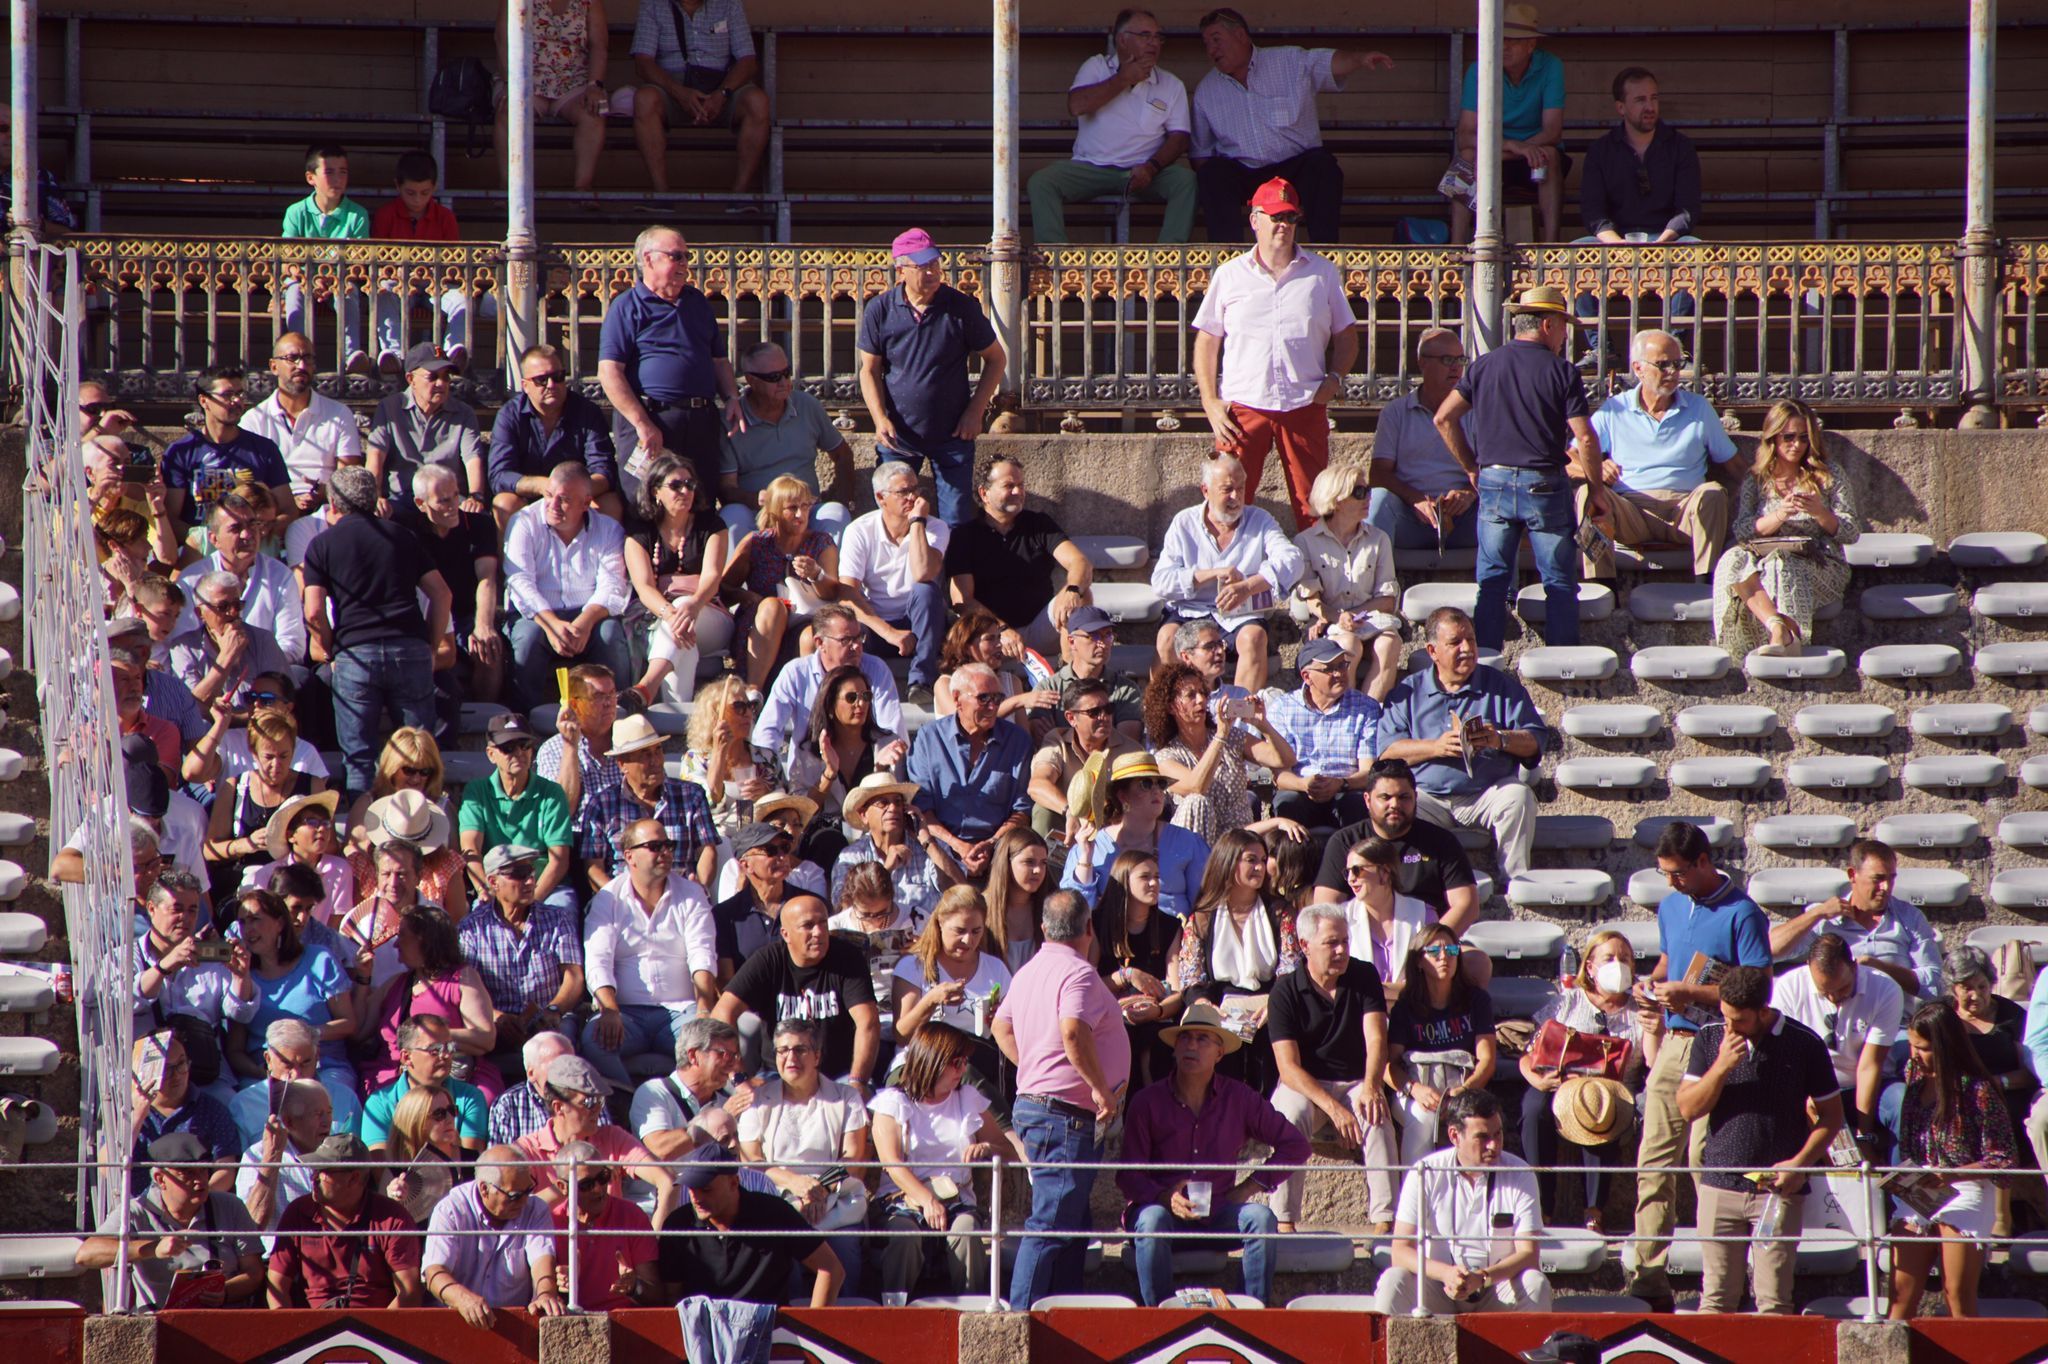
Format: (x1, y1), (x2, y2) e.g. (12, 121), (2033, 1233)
(545, 1054), (606, 1096)
(147, 1131), (211, 1165)
(1064, 604), (1114, 635)
(404, 341), (456, 375)
(730, 822), (787, 857)
(1250, 178), (1301, 215)
(485, 713), (537, 748)
(124, 748), (170, 819)
(1519, 1332), (1601, 1364)
(890, 228), (941, 266)
(675, 1142), (740, 1191)
(1297, 638), (1348, 671)
(303, 1132), (372, 1169)
(483, 843), (542, 877)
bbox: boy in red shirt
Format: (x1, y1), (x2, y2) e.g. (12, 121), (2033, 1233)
(369, 151), (490, 371)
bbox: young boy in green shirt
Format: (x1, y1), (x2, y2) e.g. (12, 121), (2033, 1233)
(281, 144), (372, 371)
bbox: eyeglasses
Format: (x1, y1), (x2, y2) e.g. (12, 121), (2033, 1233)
(1421, 944), (1462, 958)
(647, 248), (690, 264)
(1262, 211), (1301, 226)
(839, 691), (872, 707)
(1645, 358), (1684, 373)
(201, 389), (247, 405)
(774, 1045), (815, 1057)
(201, 598), (243, 616)
(159, 1057), (192, 1076)
(818, 632), (863, 647)
(746, 368), (793, 383)
(410, 1042), (460, 1058)
(705, 1045), (743, 1064)
(292, 812), (333, 828)
(576, 1174), (609, 1193)
(628, 838), (677, 854)
(1344, 863), (1376, 879)
(1186, 638), (1226, 653)
(1066, 703), (1111, 719)
(1420, 352), (1468, 367)
(274, 352), (315, 366)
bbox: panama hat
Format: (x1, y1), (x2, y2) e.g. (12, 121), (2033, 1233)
(1160, 1000), (1244, 1055)
(1501, 4), (1546, 39)
(1506, 284), (1590, 322)
(361, 788), (451, 852)
(605, 713), (668, 758)
(754, 789), (820, 829)
(1552, 1075), (1636, 1147)
(1067, 749), (1165, 829)
(263, 790), (341, 863)
(842, 772), (921, 825)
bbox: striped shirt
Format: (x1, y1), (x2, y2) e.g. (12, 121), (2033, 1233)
(630, 0), (755, 78)
(1190, 45), (1339, 166)
(1262, 685), (1381, 779)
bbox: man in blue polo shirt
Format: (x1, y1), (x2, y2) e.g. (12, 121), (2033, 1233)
(491, 343), (621, 528)
(1625, 819), (1771, 1313)
(856, 228), (1007, 527)
(1431, 285), (1600, 651)
(162, 365), (293, 535)
(1579, 329), (1738, 582)
(598, 225), (743, 495)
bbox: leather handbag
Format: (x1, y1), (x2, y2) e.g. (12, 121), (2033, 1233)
(1525, 1018), (1632, 1081)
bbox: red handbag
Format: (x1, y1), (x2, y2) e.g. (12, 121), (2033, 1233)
(1526, 1018), (1632, 1081)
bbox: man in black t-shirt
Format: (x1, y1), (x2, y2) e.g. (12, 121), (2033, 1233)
(1266, 904), (1399, 1233)
(713, 894), (881, 1091)
(1677, 965), (1842, 1315)
(300, 465), (452, 796)
(397, 461), (504, 705)
(659, 1144), (844, 1306)
(944, 458), (1094, 655)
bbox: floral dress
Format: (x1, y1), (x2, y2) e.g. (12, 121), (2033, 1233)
(532, 0), (595, 105)
(1159, 725), (1255, 843)
(678, 744), (787, 838)
(1710, 470), (1860, 658)
(1895, 1066), (2016, 1243)
(737, 527), (833, 597)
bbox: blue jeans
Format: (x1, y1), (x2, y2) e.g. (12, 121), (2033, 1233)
(876, 438), (976, 527)
(509, 615), (635, 710)
(282, 279), (365, 356)
(330, 637), (438, 795)
(1006, 1095), (1099, 1309)
(1475, 465), (1580, 650)
(1365, 487), (1479, 552)
(580, 1001), (696, 1091)
(862, 579), (947, 688)
(1130, 1200), (1278, 1306)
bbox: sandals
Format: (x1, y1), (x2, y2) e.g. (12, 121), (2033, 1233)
(1756, 613), (1802, 657)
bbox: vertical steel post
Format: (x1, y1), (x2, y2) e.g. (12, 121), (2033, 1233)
(10, 0), (41, 240)
(1958, 0), (2000, 427)
(503, 0), (542, 374)
(987, 0), (1025, 413)
(988, 1153), (1005, 1306)
(1469, 0), (1506, 355)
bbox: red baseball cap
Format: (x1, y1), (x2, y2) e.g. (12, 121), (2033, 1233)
(1250, 178), (1301, 215)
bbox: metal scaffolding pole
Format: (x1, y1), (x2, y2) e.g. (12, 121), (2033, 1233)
(503, 0), (542, 375)
(1958, 0), (2000, 427)
(987, 0), (1025, 419)
(1469, 0), (1506, 355)
(9, 0), (38, 241)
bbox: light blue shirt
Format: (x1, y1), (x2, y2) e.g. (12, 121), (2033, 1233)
(1262, 685), (1381, 778)
(1655, 874), (1773, 1034)
(2025, 969), (2048, 1079)
(905, 717), (1034, 843)
(1590, 387), (1737, 493)
(1780, 895), (1944, 1000)
(1377, 664), (1546, 801)
(1061, 824), (1211, 918)
(1151, 502), (1304, 631)
(750, 651), (904, 758)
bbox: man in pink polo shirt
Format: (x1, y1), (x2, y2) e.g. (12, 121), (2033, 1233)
(992, 890), (1131, 1309)
(1192, 176), (1359, 529)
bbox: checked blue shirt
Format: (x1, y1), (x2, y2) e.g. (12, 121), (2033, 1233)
(575, 777), (718, 884)
(1262, 686), (1382, 779)
(457, 901), (583, 1018)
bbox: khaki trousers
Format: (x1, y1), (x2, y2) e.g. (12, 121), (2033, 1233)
(1576, 483), (1730, 578)
(1628, 1031), (1708, 1290)
(1373, 1264), (1553, 1315)
(1269, 1078), (1399, 1225)
(1697, 1182), (1806, 1314)
(1413, 784), (1537, 880)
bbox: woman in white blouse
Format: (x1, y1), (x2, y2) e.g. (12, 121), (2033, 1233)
(1290, 461), (1403, 700)
(737, 1017), (872, 1291)
(1336, 834), (1439, 1003)
(892, 886), (1012, 1105)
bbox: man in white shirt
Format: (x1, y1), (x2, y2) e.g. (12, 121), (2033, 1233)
(1374, 1088), (1551, 1314)
(1368, 328), (1479, 552)
(239, 332), (364, 565)
(1150, 453), (1303, 694)
(1027, 9), (1196, 244)
(630, 1015), (756, 1160)
(1191, 177), (1358, 530)
(582, 818), (721, 1092)
(175, 491), (308, 666)
(502, 461), (633, 707)
(234, 1078), (331, 1244)
(837, 461), (950, 706)
(1769, 931), (1901, 1140)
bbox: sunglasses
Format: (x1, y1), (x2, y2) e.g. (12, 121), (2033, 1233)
(80, 401), (116, 416)
(400, 764), (436, 779)
(746, 367), (793, 383)
(755, 841), (794, 858)
(972, 691), (1006, 705)
(1344, 863), (1380, 879)
(494, 740), (535, 756)
(647, 248), (690, 264)
(1263, 211), (1301, 225)
(495, 864), (538, 881)
(629, 838), (677, 854)
(489, 1184), (533, 1202)
(429, 1105), (456, 1119)
(1118, 777), (1164, 792)
(576, 1174), (609, 1193)
(410, 1042), (460, 1058)
(1066, 703), (1112, 719)
(1420, 352), (1468, 367)
(1645, 358), (1684, 373)
(1421, 943), (1462, 959)
(663, 477), (699, 494)
(524, 371), (568, 387)
(838, 692), (872, 706)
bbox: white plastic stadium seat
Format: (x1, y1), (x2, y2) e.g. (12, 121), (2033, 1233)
(1976, 643), (2048, 680)
(1990, 871), (2048, 911)
(1625, 582), (1713, 623)
(1633, 815), (1736, 850)
(0, 1237), (84, 1280)
(1793, 704), (1896, 740)
(1275, 1232), (1357, 1274)
(1516, 582), (1614, 623)
(0, 1039), (60, 1076)
(1533, 815), (1614, 850)
(0, 976), (53, 1014)
(914, 1294), (1009, 1311)
(1536, 1228), (1611, 1275)
(0, 751), (22, 783)
(0, 913), (46, 954)
(0, 863), (26, 903)
(1973, 582), (2048, 620)
(1746, 868), (1851, 910)
(1463, 921), (1567, 962)
(1892, 869), (1973, 908)
(1589, 920), (1662, 961)
(1555, 757), (1657, 793)
(1674, 705), (1779, 740)
(1949, 531), (2048, 568)
(1901, 755), (2008, 792)
(1488, 977), (1562, 1021)
(0, 815), (34, 849)
(0, 583), (18, 624)
(1631, 646), (1731, 683)
(1506, 870), (1612, 909)
(1401, 582), (1478, 624)
(2000, 813), (2048, 850)
(1518, 647), (1619, 684)
(1871, 813), (1981, 851)
(1750, 815), (1858, 852)
(1561, 704), (1664, 740)
(1843, 532), (1934, 569)
(1286, 1294), (1378, 1311)
(2027, 756), (2048, 791)
(1786, 756), (1891, 793)
(1910, 704), (2013, 739)
(2032, 704), (2048, 738)
(1858, 644), (1962, 682)
(1091, 581), (1163, 623)
(1626, 868), (1670, 909)
(1033, 1294), (1138, 1308)
(1858, 583), (1960, 620)
(1073, 534), (1148, 570)
(1667, 757), (1772, 793)
(1744, 646), (1847, 682)
(1969, 923), (2048, 954)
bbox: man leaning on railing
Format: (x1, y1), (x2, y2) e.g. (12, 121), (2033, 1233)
(422, 1145), (567, 1328)
(76, 1132), (266, 1310)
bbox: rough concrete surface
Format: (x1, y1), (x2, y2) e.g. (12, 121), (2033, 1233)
(1385, 1314), (1461, 1364)
(1837, 1318), (1912, 1364)
(537, 1312), (612, 1364)
(81, 1314), (155, 1364)
(957, 1310), (1033, 1364)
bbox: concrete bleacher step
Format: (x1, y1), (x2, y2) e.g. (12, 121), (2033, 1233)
(1989, 871), (2048, 910)
(1844, 533), (1935, 569)
(1745, 646), (1847, 681)
(1793, 704), (1897, 740)
(1632, 646), (1732, 683)
(1901, 754), (2008, 792)
(0, 863), (27, 903)
(1562, 704), (1664, 740)
(0, 976), (54, 1015)
(1872, 813), (1982, 850)
(0, 914), (45, 955)
(1555, 756), (1658, 793)
(1073, 535), (1149, 571)
(1859, 644), (1962, 682)
(1893, 868), (1974, 908)
(1910, 703), (2014, 738)
(1505, 870), (1612, 909)
(1973, 582), (2048, 620)
(1949, 531), (2048, 568)
(1634, 814), (1736, 850)
(1976, 642), (2048, 680)
(1674, 704), (1779, 740)
(2031, 705), (2048, 738)
(1400, 582), (1477, 624)
(1999, 812), (2048, 850)
(1786, 755), (1891, 792)
(1668, 756), (1773, 793)
(1091, 582), (1162, 623)
(1626, 582), (1713, 624)
(1591, 919), (1663, 961)
(1751, 815), (1859, 852)
(1858, 583), (1961, 620)
(1626, 867), (1670, 908)
(1747, 867), (1851, 910)
(0, 1237), (83, 1281)
(1463, 920), (1566, 962)
(1516, 582), (1614, 624)
(1534, 815), (1615, 850)
(1518, 646), (1619, 685)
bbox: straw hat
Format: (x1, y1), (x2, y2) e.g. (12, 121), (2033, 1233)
(361, 788), (451, 852)
(754, 789), (819, 829)
(1552, 1075), (1636, 1147)
(841, 772), (921, 825)
(1506, 284), (1590, 322)
(263, 790), (341, 863)
(605, 713), (667, 758)
(1502, 4), (1546, 39)
(1160, 1000), (1243, 1055)
(1066, 749), (1164, 829)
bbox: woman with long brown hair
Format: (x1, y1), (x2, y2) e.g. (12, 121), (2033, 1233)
(1387, 924), (1497, 1164)
(982, 826), (1052, 974)
(623, 451), (733, 706)
(932, 608), (1054, 719)
(1092, 850), (1183, 1087)
(1169, 830), (1298, 1091)
(1710, 398), (1860, 657)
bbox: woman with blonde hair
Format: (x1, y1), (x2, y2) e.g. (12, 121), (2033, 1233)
(1291, 460), (1403, 699)
(721, 474), (842, 688)
(344, 727), (449, 851)
(679, 674), (785, 836)
(382, 1083), (461, 1224)
(892, 885), (1012, 1095)
(1710, 398), (1860, 657)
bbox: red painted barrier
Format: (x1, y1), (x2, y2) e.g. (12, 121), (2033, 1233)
(1910, 1319), (2048, 1364)
(0, 1305), (83, 1364)
(1458, 1313), (1839, 1364)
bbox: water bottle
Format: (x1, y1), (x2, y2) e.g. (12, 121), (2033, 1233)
(1756, 1191), (1784, 1241)
(1559, 944), (1580, 989)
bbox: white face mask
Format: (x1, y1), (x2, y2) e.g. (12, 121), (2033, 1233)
(1593, 958), (1633, 995)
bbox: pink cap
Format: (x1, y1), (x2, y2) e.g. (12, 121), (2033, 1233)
(890, 228), (941, 265)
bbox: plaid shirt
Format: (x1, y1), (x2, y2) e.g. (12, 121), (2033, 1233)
(536, 733), (622, 833)
(575, 777), (717, 883)
(488, 1080), (611, 1146)
(1262, 685), (1382, 780)
(457, 901), (583, 1018)
(629, 0), (755, 78)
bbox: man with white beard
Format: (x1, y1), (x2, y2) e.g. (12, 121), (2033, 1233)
(1150, 454), (1302, 695)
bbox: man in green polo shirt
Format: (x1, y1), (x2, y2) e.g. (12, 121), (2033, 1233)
(459, 713), (576, 912)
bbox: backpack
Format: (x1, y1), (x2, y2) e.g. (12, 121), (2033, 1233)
(428, 57), (495, 160)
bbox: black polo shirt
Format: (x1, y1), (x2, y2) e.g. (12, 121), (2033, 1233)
(855, 283), (997, 454)
(943, 509), (1070, 629)
(1686, 1012), (1839, 1194)
(1454, 337), (1589, 471)
(1267, 960), (1387, 1083)
(299, 512), (435, 649)
(599, 282), (720, 402)
(659, 1190), (823, 1305)
(1314, 816), (1478, 911)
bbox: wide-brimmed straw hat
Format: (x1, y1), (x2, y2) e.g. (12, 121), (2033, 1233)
(1552, 1075), (1636, 1147)
(1160, 1000), (1244, 1055)
(263, 790), (340, 863)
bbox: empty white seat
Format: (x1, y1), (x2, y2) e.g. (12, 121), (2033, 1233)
(1872, 813), (1982, 850)
(1744, 646), (1848, 681)
(1033, 1294), (1138, 1309)
(1843, 532), (1934, 569)
(1518, 646), (1619, 684)
(1910, 704), (2013, 738)
(0, 1039), (59, 1076)
(0, 1237), (84, 1281)
(1516, 581), (1615, 623)
(1488, 976), (1563, 1020)
(1990, 871), (2048, 911)
(0, 584), (18, 624)
(1632, 646), (1732, 683)
(1285, 1294), (1379, 1312)
(1401, 582), (1478, 624)
(0, 913), (45, 954)
(1859, 644), (1962, 681)
(0, 650), (15, 682)
(1634, 815), (1736, 850)
(1892, 869), (1973, 908)
(1626, 582), (1713, 623)
(1751, 815), (1858, 851)
(1536, 1228), (1612, 1275)
(443, 750), (495, 786)
(2027, 755), (2048, 790)
(1073, 534), (1149, 570)
(1555, 756), (1658, 792)
(0, 751), (22, 783)
(1969, 923), (2048, 954)
(1668, 756), (1772, 792)
(1747, 868), (1851, 909)
(1590, 919), (1663, 961)
(1977, 642), (2048, 679)
(0, 863), (26, 903)
(1674, 704), (1779, 740)
(1463, 920), (1567, 961)
(1561, 704), (1664, 740)
(1793, 704), (1897, 740)
(1506, 870), (1613, 908)
(1974, 582), (2048, 620)
(2000, 812), (2048, 850)
(1534, 815), (1615, 850)
(1859, 583), (1961, 619)
(1275, 1232), (1357, 1274)
(1612, 544), (1694, 574)
(1091, 581), (1163, 623)
(1902, 755), (2008, 792)
(0, 976), (52, 1014)
(2032, 705), (2048, 737)
(0, 815), (33, 849)
(1950, 531), (2048, 567)
(1472, 871), (1496, 903)
(1626, 867), (1671, 908)
(914, 1294), (1010, 1311)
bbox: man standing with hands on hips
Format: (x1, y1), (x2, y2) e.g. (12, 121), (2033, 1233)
(1193, 178), (1357, 530)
